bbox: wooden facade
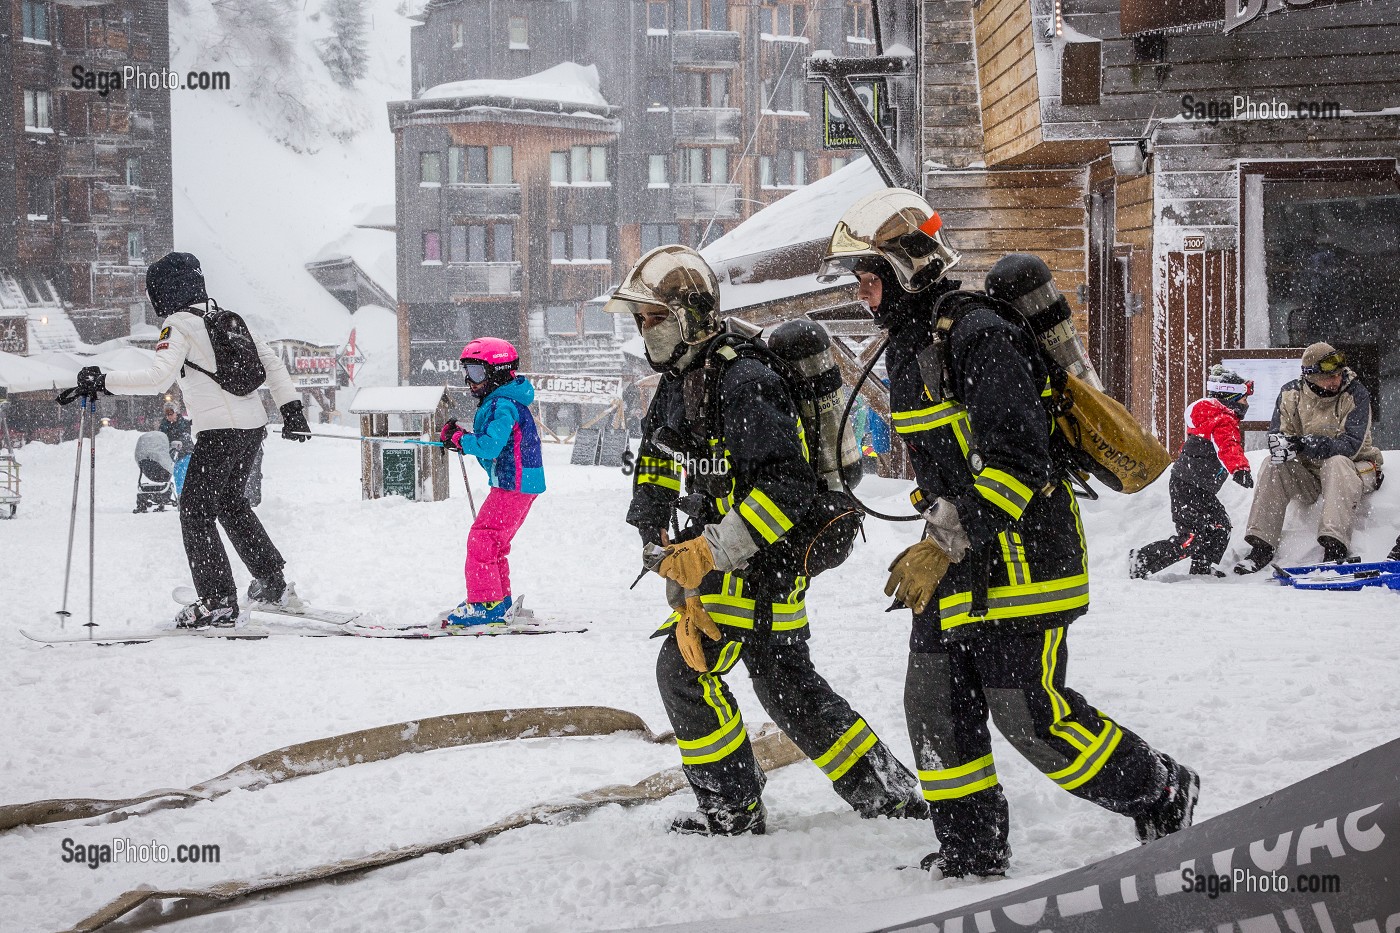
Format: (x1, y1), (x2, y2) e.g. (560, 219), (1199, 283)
(915, 0), (1400, 450)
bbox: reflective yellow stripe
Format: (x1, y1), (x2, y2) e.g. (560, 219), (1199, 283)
(974, 467), (1034, 520)
(939, 573), (1090, 630)
(658, 574), (807, 635)
(737, 487), (794, 544)
(698, 671), (733, 724)
(699, 594), (756, 630)
(711, 640), (743, 674)
(636, 456), (682, 492)
(919, 753), (1000, 801)
(1047, 718), (1124, 790)
(1042, 628), (1093, 751)
(891, 401), (967, 435)
(812, 718), (879, 781)
(677, 712), (747, 766)
(1000, 531), (1031, 587)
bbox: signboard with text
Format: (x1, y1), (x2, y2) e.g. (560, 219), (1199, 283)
(0, 316), (27, 356)
(823, 81), (881, 150)
(269, 339), (342, 390)
(518, 373), (623, 406)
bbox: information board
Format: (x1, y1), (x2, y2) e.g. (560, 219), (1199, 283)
(1211, 348), (1305, 431)
(382, 447), (417, 500)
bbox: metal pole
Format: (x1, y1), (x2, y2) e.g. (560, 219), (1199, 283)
(86, 400), (98, 637)
(455, 451), (478, 520)
(57, 398), (87, 629)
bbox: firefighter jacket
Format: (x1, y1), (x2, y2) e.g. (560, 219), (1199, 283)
(627, 340), (818, 645)
(885, 285), (1089, 648)
(1173, 397), (1248, 494)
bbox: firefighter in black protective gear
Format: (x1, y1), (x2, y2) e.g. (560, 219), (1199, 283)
(606, 244), (926, 836)
(818, 190), (1200, 878)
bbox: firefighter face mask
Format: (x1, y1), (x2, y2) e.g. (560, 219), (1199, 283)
(642, 312), (687, 372)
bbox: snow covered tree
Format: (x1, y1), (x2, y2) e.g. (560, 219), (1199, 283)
(317, 0), (371, 87)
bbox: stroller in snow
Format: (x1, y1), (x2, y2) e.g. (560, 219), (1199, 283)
(134, 431), (179, 513)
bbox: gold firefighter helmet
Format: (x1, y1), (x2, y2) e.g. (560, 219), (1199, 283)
(817, 188), (960, 293)
(603, 244), (721, 345)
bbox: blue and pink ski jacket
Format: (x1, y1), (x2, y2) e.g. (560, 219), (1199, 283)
(451, 377), (546, 495)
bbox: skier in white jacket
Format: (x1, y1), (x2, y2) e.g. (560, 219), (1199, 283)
(64, 252), (312, 628)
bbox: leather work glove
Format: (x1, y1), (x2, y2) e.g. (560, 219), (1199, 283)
(675, 596), (722, 673)
(280, 400), (310, 442)
(1231, 469), (1253, 489)
(884, 539), (952, 614)
(659, 537), (717, 590)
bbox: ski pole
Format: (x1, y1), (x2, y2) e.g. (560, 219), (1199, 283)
(57, 397), (87, 629)
(292, 431), (445, 447)
(455, 451), (477, 519)
(86, 400), (98, 638)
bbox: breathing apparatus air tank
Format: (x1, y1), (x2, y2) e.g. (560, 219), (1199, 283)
(766, 319), (863, 492)
(985, 254), (1104, 391)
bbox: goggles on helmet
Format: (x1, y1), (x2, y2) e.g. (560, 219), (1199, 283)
(1301, 351), (1346, 376)
(463, 362), (489, 384)
(1206, 379), (1253, 398)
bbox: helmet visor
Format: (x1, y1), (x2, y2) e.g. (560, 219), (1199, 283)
(603, 296), (673, 332)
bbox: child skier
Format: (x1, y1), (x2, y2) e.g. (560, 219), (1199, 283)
(438, 338), (545, 625)
(1130, 365), (1253, 578)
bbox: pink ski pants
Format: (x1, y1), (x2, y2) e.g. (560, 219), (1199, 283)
(466, 488), (537, 603)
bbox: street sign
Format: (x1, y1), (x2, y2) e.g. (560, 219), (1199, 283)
(823, 80), (880, 150)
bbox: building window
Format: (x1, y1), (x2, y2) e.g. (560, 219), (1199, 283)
(759, 155), (773, 188)
(555, 146), (609, 184)
(451, 21), (464, 48)
(641, 223), (681, 254)
(766, 149), (806, 187)
(682, 72), (729, 108)
(467, 224), (487, 262)
(792, 150), (806, 186)
(762, 70), (805, 113)
(490, 146), (513, 184)
(125, 156), (142, 187)
(450, 225), (468, 263)
(760, 2), (806, 36)
(570, 224), (609, 261)
(583, 306), (614, 335)
(493, 224), (514, 262)
(448, 146), (499, 185)
(648, 0), (668, 31)
(23, 89), (52, 130)
(22, 0), (50, 42)
(27, 176), (54, 220)
(681, 147), (728, 184)
(649, 155), (669, 186)
(830, 156), (848, 174)
(423, 231), (442, 264)
(550, 230), (568, 261)
(508, 15), (528, 49)
(675, 0), (726, 30)
(546, 305), (578, 336)
(846, 2), (872, 40)
(420, 152), (441, 185)
(127, 231), (144, 265)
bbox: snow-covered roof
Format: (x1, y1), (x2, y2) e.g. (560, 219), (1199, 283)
(0, 351), (73, 394)
(349, 385), (448, 414)
(420, 63), (609, 110)
(702, 157), (885, 312)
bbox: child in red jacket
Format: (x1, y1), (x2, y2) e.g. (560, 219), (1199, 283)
(1131, 366), (1254, 578)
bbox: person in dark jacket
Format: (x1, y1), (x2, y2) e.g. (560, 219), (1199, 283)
(606, 244), (925, 837)
(818, 191), (1198, 879)
(1130, 366), (1253, 578)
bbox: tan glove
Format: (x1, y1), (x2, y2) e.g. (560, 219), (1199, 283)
(659, 537), (717, 590)
(675, 596), (722, 673)
(884, 539), (952, 614)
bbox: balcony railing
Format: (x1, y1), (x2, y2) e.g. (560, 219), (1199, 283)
(548, 263), (614, 303)
(442, 184), (521, 217)
(672, 108), (741, 145)
(672, 30), (741, 66)
(446, 262), (521, 297)
(671, 184), (741, 221)
(59, 139), (106, 177)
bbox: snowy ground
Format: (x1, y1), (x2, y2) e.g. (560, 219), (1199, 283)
(1, 432), (1398, 932)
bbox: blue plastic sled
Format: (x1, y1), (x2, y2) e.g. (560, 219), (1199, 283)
(1272, 560), (1400, 592)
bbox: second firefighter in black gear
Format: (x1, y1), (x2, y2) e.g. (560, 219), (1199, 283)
(819, 192), (1199, 876)
(607, 244), (925, 836)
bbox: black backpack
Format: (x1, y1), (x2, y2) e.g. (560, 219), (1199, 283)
(181, 301), (267, 396)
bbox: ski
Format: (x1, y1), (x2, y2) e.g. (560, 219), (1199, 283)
(1272, 560), (1400, 592)
(20, 627), (278, 646)
(344, 620), (587, 639)
(172, 586), (364, 626)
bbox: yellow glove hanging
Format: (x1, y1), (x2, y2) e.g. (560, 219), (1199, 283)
(884, 539), (952, 614)
(675, 596), (722, 673)
(658, 537), (717, 590)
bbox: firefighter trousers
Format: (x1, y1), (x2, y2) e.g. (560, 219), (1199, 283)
(656, 633), (921, 816)
(906, 626), (1168, 864)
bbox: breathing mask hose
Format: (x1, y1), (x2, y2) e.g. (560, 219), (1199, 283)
(836, 336), (922, 522)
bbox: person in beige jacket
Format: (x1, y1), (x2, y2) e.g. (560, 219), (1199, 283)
(1234, 343), (1383, 572)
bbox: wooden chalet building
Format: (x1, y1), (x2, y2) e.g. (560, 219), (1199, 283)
(1, 0), (173, 355)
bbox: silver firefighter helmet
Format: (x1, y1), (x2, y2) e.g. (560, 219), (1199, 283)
(817, 188), (960, 293)
(604, 244), (722, 345)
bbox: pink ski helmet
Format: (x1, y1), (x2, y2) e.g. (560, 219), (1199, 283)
(460, 337), (520, 397)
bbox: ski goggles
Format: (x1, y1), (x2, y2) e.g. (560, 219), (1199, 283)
(1301, 350), (1346, 376)
(1207, 379), (1253, 398)
(462, 362), (489, 384)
